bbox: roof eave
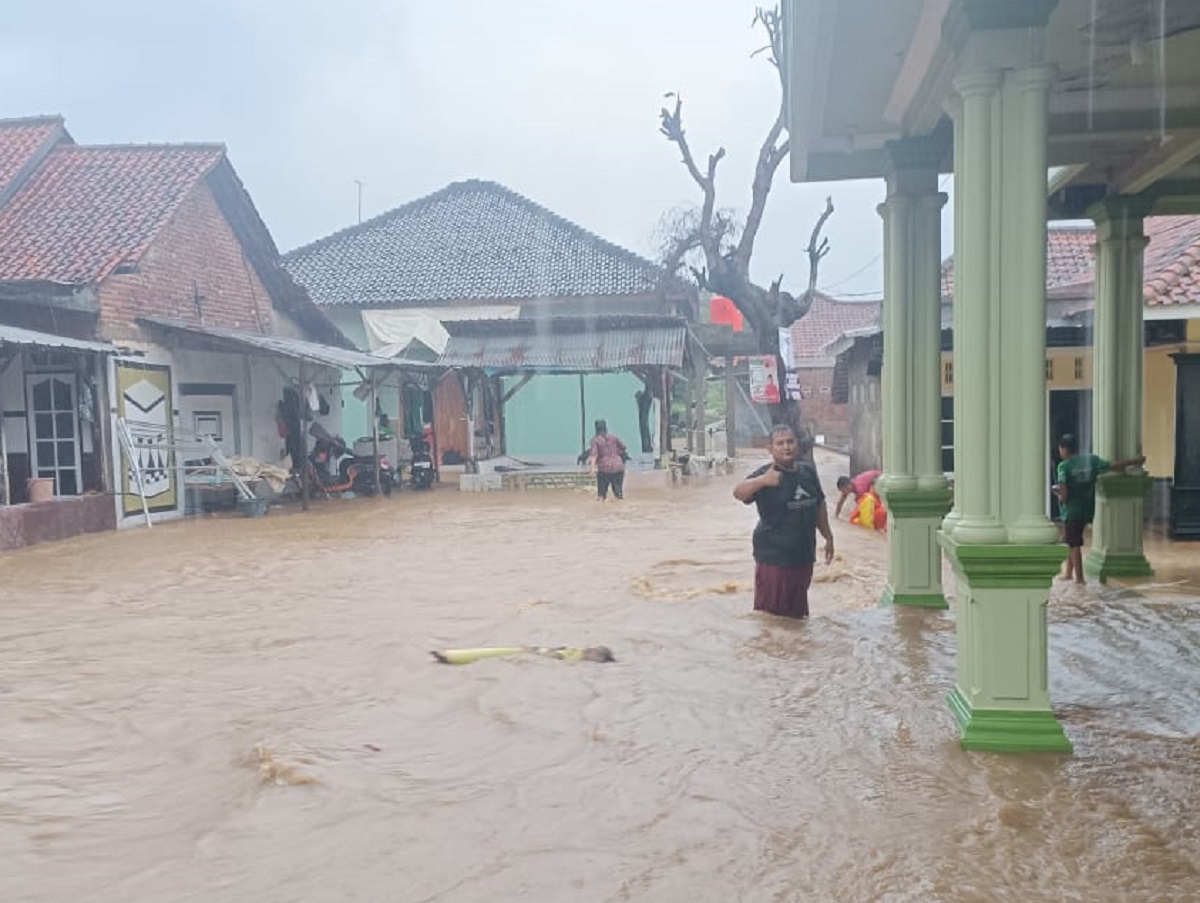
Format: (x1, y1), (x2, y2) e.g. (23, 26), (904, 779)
(785, 0), (839, 183)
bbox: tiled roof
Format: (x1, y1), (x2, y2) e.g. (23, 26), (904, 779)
(941, 226), (1095, 300)
(940, 218), (1200, 307)
(1143, 216), (1200, 307)
(283, 180), (669, 307)
(790, 291), (880, 362)
(0, 115), (68, 202)
(0, 142), (225, 284)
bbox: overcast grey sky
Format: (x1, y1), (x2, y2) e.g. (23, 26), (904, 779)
(0, 0), (950, 299)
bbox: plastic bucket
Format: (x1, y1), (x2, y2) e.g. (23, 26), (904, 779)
(27, 477), (54, 503)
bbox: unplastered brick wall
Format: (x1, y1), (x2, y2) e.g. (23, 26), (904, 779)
(98, 181), (273, 341)
(797, 367), (848, 448)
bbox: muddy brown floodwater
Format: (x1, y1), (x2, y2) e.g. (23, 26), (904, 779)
(2, 449), (1199, 902)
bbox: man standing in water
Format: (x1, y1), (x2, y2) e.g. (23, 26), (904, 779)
(588, 419), (628, 501)
(1055, 433), (1144, 584)
(734, 424), (835, 619)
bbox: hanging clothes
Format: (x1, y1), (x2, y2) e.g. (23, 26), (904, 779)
(403, 384), (424, 438)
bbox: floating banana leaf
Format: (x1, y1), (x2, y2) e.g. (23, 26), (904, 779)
(431, 645), (615, 665)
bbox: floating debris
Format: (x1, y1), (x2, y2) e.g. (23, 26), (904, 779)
(630, 575), (749, 601)
(431, 645), (616, 665)
(249, 742), (319, 786)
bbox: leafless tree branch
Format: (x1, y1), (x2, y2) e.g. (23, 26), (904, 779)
(655, 4), (832, 449)
(806, 196), (835, 293)
(733, 6), (791, 272)
(659, 95), (726, 255)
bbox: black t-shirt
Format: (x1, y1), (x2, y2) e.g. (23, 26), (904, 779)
(742, 462), (825, 567)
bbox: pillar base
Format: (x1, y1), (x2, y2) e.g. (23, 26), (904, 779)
(1084, 550), (1153, 581)
(880, 488), (953, 609)
(939, 536), (1072, 754)
(1085, 473), (1153, 583)
(881, 586), (948, 609)
(947, 687), (1073, 753)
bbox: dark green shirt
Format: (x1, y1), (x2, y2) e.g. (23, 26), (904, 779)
(1056, 453), (1109, 524)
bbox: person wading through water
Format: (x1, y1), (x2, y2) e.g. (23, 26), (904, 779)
(588, 419), (628, 501)
(1054, 432), (1144, 584)
(733, 424), (835, 619)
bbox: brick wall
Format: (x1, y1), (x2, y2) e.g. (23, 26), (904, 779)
(97, 179), (274, 340)
(797, 366), (850, 449)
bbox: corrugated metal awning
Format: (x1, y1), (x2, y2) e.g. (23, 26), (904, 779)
(0, 323), (116, 355)
(437, 316), (687, 371)
(137, 317), (437, 371)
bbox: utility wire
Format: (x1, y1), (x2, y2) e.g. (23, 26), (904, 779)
(816, 173), (953, 298)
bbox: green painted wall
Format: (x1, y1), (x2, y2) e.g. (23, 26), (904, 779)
(322, 308), (394, 445)
(503, 373), (644, 460)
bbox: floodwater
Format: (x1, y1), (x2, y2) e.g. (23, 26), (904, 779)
(2, 449), (1199, 902)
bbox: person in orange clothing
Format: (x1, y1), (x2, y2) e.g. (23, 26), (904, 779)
(834, 469), (882, 519)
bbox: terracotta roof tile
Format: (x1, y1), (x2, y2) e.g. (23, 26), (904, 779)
(791, 291), (880, 362)
(1143, 216), (1200, 307)
(941, 226), (1095, 300)
(0, 115), (69, 201)
(283, 180), (668, 306)
(0, 142), (225, 284)
(941, 218), (1200, 308)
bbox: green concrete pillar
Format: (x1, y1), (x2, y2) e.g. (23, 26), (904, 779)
(942, 540), (1071, 752)
(942, 95), (965, 538)
(1002, 67), (1062, 546)
(1085, 198), (1154, 581)
(942, 57), (1070, 753)
(947, 70), (1007, 546)
(877, 143), (952, 608)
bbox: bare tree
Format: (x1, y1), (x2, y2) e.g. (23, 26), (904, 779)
(658, 4), (834, 443)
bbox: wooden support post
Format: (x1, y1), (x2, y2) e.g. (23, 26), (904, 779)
(463, 370), (475, 469)
(370, 375), (381, 494)
(94, 355), (114, 496)
(692, 351), (707, 456)
(502, 373), (534, 404)
(659, 368), (671, 462)
(578, 373), (587, 455)
(725, 356), (736, 461)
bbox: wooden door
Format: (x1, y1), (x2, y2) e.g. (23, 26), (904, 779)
(433, 374), (468, 465)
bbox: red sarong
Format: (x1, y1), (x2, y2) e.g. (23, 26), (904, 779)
(754, 561), (814, 619)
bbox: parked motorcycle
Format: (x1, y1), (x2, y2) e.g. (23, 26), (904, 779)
(408, 428), (436, 491)
(308, 423), (395, 496)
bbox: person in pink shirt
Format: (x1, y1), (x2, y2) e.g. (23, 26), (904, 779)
(588, 419), (628, 501)
(835, 469), (882, 519)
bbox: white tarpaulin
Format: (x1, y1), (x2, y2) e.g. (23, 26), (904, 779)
(362, 306), (522, 358)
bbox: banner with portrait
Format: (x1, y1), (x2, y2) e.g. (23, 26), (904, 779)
(749, 355), (782, 405)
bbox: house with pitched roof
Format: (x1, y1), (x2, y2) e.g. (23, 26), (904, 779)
(786, 291), (881, 449)
(0, 115), (372, 547)
(284, 180), (692, 468)
(824, 217), (1200, 526)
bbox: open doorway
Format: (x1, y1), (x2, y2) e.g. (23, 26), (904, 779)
(1048, 388), (1092, 520)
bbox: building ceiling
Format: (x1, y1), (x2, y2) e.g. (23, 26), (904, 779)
(786, 0), (1200, 212)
